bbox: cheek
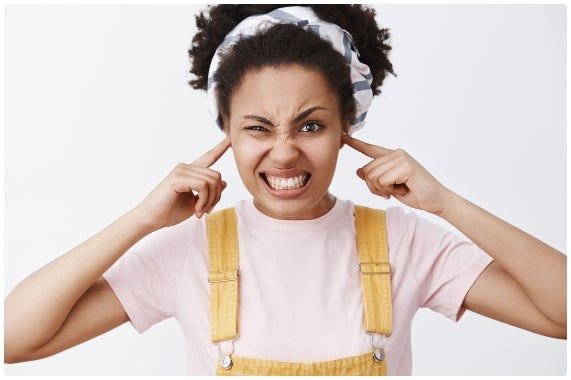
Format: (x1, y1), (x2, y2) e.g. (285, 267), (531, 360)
(302, 138), (340, 172)
(231, 137), (266, 174)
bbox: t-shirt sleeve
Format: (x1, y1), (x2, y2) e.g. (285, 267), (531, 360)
(387, 207), (493, 322)
(103, 216), (205, 333)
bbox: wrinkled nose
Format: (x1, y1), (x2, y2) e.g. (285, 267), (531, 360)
(268, 132), (300, 168)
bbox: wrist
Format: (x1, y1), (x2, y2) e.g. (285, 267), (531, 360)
(124, 204), (161, 238)
(433, 188), (463, 220)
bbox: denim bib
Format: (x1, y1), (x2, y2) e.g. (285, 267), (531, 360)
(206, 206), (392, 376)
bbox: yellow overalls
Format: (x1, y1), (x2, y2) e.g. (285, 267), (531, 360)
(206, 206), (392, 376)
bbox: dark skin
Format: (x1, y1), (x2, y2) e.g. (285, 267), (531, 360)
(5, 66), (565, 366)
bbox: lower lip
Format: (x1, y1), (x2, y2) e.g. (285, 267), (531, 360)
(262, 176), (311, 199)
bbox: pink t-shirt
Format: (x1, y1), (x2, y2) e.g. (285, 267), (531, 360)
(103, 199), (492, 375)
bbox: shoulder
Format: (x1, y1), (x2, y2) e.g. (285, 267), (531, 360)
(141, 214), (208, 254)
(383, 206), (481, 279)
(385, 206), (456, 249)
(108, 215), (209, 278)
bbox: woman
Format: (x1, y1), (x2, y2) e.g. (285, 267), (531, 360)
(4, 4), (566, 375)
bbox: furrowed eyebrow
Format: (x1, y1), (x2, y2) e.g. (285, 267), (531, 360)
(293, 106), (326, 123)
(241, 106), (327, 128)
(242, 115), (276, 127)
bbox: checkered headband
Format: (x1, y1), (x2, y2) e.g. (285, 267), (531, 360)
(206, 6), (374, 134)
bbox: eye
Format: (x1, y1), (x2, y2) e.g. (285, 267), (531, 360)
(299, 122), (322, 133)
(246, 126), (270, 133)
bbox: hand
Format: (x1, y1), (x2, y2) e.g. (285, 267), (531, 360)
(135, 136), (231, 231)
(342, 133), (452, 215)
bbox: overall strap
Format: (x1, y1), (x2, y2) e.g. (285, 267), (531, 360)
(207, 208), (239, 343)
(354, 206), (392, 336)
(206, 206), (392, 342)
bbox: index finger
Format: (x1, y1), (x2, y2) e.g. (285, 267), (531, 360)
(191, 136), (231, 167)
(342, 133), (392, 158)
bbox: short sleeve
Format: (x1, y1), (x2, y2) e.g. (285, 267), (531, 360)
(386, 208), (493, 321)
(103, 216), (205, 333)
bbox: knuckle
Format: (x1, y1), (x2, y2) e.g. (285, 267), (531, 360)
(375, 176), (389, 186)
(172, 163), (190, 178)
(365, 180), (376, 193)
(197, 182), (208, 193)
(174, 163), (187, 171)
(171, 170), (185, 183)
(205, 169), (221, 182)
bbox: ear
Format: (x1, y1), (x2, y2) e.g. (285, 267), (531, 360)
(222, 120), (231, 140)
(339, 124), (351, 149)
(221, 112), (233, 140)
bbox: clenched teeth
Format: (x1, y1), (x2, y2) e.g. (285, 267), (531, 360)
(264, 174), (310, 190)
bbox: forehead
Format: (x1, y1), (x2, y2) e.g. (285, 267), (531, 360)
(229, 65), (341, 121)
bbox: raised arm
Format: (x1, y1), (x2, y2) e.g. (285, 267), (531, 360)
(342, 133), (566, 339)
(4, 137), (231, 363)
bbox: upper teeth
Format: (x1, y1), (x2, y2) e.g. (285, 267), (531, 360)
(265, 174), (308, 190)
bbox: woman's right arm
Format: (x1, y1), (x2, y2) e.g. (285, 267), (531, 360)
(4, 137), (231, 363)
(4, 208), (150, 363)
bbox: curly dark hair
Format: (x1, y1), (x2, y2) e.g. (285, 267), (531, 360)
(188, 5), (394, 129)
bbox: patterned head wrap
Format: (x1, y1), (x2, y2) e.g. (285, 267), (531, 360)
(207, 6), (374, 134)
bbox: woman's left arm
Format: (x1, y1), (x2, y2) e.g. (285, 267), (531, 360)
(440, 193), (566, 338)
(342, 133), (566, 339)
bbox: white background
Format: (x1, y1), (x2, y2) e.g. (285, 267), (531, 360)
(4, 4), (567, 376)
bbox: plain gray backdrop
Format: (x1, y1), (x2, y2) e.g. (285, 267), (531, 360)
(4, 4), (567, 376)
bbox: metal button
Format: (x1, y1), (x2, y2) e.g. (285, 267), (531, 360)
(373, 348), (385, 363)
(220, 355), (233, 370)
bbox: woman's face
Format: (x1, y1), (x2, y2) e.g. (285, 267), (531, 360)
(227, 64), (347, 220)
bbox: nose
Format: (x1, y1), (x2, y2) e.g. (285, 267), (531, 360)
(267, 132), (301, 168)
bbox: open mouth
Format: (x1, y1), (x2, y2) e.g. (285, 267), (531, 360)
(261, 173), (311, 191)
